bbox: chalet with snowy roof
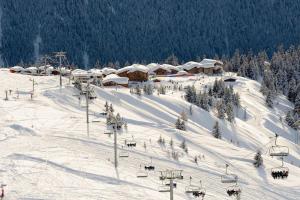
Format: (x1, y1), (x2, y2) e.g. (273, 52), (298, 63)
(101, 67), (117, 77)
(10, 66), (24, 73)
(147, 63), (170, 76)
(199, 59), (223, 74)
(117, 64), (149, 82)
(182, 61), (204, 74)
(102, 74), (129, 87)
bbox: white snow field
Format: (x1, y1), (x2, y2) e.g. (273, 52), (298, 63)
(0, 68), (299, 200)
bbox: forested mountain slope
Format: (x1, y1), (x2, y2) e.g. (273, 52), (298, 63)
(1, 0), (300, 66)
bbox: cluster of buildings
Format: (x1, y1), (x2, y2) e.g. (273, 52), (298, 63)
(10, 59), (223, 87)
(72, 59), (223, 87)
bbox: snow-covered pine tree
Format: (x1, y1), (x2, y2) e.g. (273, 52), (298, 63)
(253, 151), (263, 167)
(212, 121), (221, 139)
(217, 100), (226, 119)
(226, 102), (235, 122)
(109, 103), (114, 113)
(104, 101), (109, 112)
(266, 91), (274, 108)
(135, 86), (142, 96)
(181, 111), (188, 121)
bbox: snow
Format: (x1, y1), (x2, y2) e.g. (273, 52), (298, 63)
(199, 59), (223, 68)
(10, 66), (24, 72)
(101, 67), (117, 75)
(182, 61), (203, 70)
(117, 64), (148, 74)
(102, 74), (129, 85)
(0, 69), (299, 200)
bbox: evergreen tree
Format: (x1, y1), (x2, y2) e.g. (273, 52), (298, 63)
(212, 121), (221, 139)
(226, 103), (235, 122)
(253, 151), (263, 167)
(217, 100), (226, 119)
(104, 101), (109, 112)
(266, 92), (274, 108)
(109, 103), (114, 113)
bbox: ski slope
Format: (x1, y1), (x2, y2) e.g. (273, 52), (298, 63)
(0, 69), (299, 200)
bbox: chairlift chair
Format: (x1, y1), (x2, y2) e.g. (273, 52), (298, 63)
(271, 157), (289, 179)
(119, 146), (129, 158)
(144, 157), (155, 171)
(165, 181), (177, 188)
(125, 136), (137, 147)
(226, 184), (241, 197)
(185, 176), (200, 193)
(221, 164), (238, 184)
(104, 131), (113, 135)
(269, 134), (289, 157)
(136, 164), (148, 178)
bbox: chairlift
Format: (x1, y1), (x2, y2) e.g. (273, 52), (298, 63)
(125, 136), (137, 148)
(136, 164), (148, 178)
(269, 134), (289, 157)
(144, 157), (155, 171)
(119, 146), (129, 158)
(185, 177), (206, 198)
(221, 164), (238, 184)
(271, 157), (289, 179)
(226, 183), (241, 197)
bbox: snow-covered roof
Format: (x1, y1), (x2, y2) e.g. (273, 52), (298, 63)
(147, 63), (170, 73)
(102, 74), (129, 85)
(181, 61), (203, 70)
(176, 70), (189, 75)
(72, 69), (90, 77)
(88, 68), (103, 76)
(161, 64), (180, 72)
(10, 66), (24, 72)
(38, 65), (52, 70)
(23, 67), (38, 72)
(101, 67), (117, 75)
(117, 64), (148, 74)
(200, 59), (223, 68)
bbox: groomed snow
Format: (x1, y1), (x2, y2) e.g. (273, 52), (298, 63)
(0, 69), (299, 200)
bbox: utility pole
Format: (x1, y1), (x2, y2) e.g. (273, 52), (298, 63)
(114, 125), (118, 168)
(85, 81), (90, 137)
(54, 52), (66, 88)
(159, 170), (183, 200)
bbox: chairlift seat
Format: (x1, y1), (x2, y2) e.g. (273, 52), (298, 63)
(185, 185), (201, 193)
(271, 166), (289, 179)
(119, 151), (129, 158)
(104, 131), (113, 135)
(226, 185), (241, 197)
(221, 174), (238, 183)
(158, 185), (170, 192)
(137, 171), (148, 178)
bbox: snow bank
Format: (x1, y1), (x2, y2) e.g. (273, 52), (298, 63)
(182, 61), (203, 70)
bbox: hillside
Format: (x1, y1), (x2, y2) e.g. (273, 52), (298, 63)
(1, 1), (300, 66)
(0, 69), (299, 199)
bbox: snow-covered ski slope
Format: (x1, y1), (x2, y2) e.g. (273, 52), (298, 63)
(0, 69), (299, 200)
